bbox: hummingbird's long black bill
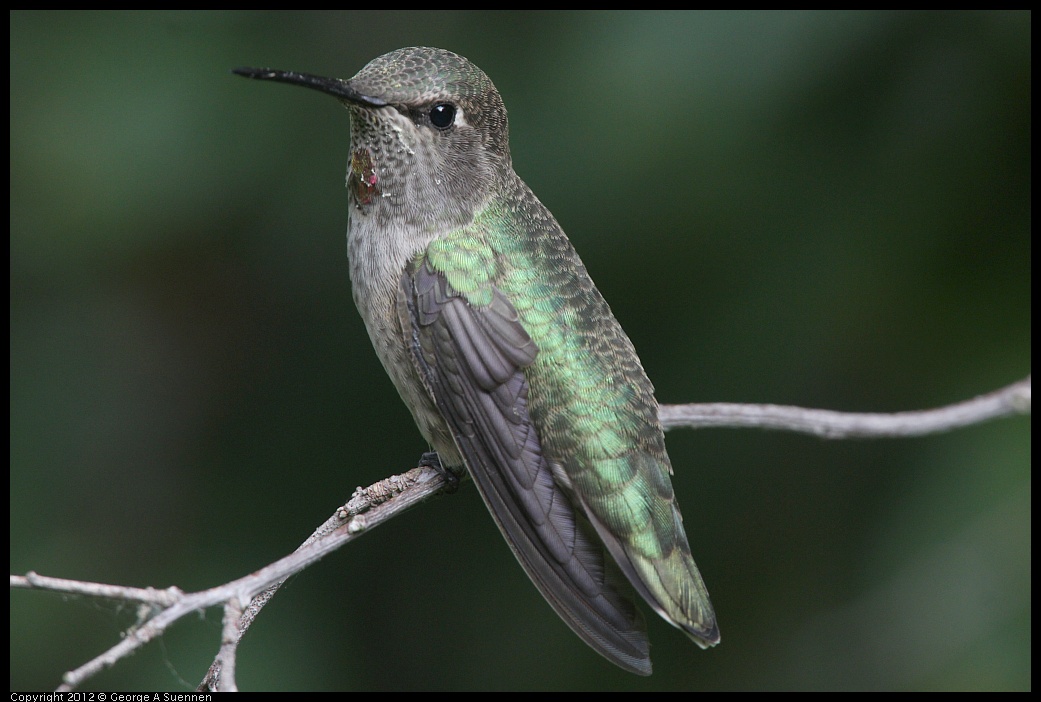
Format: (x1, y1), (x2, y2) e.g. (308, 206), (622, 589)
(232, 67), (387, 107)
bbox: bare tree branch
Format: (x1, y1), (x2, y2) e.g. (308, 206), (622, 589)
(11, 465), (448, 692)
(10, 572), (185, 607)
(9, 376), (1030, 691)
(659, 376), (1031, 437)
(198, 465), (444, 691)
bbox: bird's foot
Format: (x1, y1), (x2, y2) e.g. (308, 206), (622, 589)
(418, 451), (460, 494)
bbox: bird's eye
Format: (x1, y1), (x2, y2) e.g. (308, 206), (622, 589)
(429, 102), (456, 130)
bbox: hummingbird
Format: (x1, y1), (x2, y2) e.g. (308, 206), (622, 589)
(234, 47), (718, 675)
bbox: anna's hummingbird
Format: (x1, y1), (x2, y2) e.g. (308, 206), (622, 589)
(235, 47), (718, 675)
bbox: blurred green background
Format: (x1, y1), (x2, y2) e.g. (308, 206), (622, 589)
(10, 11), (1030, 691)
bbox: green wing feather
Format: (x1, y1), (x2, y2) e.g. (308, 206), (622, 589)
(399, 182), (718, 672)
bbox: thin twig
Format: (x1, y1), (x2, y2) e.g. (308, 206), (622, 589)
(659, 376), (1030, 438)
(197, 465), (442, 691)
(10, 464), (447, 692)
(10, 572), (184, 606)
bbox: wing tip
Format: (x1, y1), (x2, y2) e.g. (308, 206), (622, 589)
(686, 620), (721, 649)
